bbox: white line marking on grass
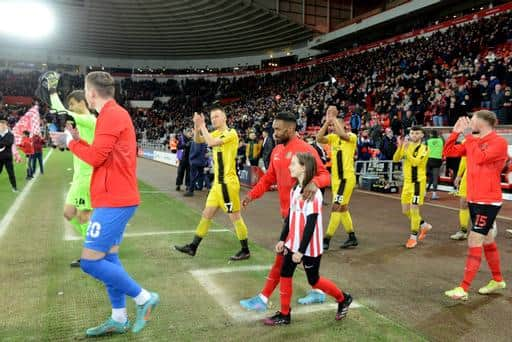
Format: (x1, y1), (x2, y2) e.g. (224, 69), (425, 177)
(189, 265), (360, 322)
(355, 189), (512, 222)
(64, 228), (230, 241)
(0, 150), (53, 239)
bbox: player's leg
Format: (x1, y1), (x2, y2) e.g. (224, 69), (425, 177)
(417, 181), (432, 241)
(445, 203), (490, 300)
(451, 197), (469, 240)
(226, 183), (250, 260)
(303, 255), (351, 320)
(79, 207), (159, 335)
(339, 176), (357, 249)
(324, 181), (342, 250)
(240, 253), (284, 311)
(174, 185), (219, 256)
(479, 205), (506, 295)
(401, 183), (416, 248)
(264, 250), (296, 326)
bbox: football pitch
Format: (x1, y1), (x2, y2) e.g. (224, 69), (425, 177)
(0, 150), (427, 341)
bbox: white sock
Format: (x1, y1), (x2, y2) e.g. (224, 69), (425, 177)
(111, 308), (127, 323)
(312, 289), (324, 294)
(410, 234), (418, 240)
(134, 289), (151, 306)
(258, 293), (268, 304)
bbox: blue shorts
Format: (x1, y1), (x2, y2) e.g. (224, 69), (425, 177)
(84, 206), (138, 253)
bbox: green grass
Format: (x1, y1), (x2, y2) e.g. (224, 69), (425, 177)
(0, 151), (427, 341)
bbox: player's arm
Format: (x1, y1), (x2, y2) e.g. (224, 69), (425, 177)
(464, 136), (508, 165)
(198, 125), (229, 147)
(279, 211), (291, 241)
(392, 143), (404, 162)
(298, 213), (319, 254)
(443, 132), (467, 157)
(67, 115), (119, 167)
(311, 149), (331, 188)
(298, 198), (321, 254)
(49, 93), (67, 112)
(247, 150), (278, 200)
(405, 144), (429, 167)
(331, 118), (352, 141)
(194, 124), (206, 143)
(316, 120), (330, 144)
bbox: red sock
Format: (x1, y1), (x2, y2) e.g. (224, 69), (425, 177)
(483, 242), (503, 282)
(313, 277), (344, 302)
(280, 277), (292, 315)
(261, 254), (284, 298)
(460, 247), (482, 291)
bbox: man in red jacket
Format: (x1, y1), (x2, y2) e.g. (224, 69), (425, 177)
(443, 110), (508, 300)
(240, 111), (332, 311)
(56, 72), (159, 336)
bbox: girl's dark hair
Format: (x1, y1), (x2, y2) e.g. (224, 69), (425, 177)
(295, 152), (317, 188)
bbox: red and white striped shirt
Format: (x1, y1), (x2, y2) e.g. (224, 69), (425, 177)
(285, 186), (323, 257)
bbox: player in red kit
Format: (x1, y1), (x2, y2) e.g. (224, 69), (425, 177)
(263, 152), (352, 325)
(443, 111), (507, 300)
(239, 112), (332, 311)
(52, 72), (159, 336)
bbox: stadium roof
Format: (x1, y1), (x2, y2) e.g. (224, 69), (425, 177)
(9, 0), (313, 59)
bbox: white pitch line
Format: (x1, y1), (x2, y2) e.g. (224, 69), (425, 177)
(355, 189), (512, 222)
(189, 265), (360, 322)
(64, 228), (230, 241)
(0, 150), (53, 239)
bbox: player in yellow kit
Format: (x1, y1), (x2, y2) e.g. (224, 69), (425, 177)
(317, 105), (358, 250)
(450, 156), (470, 240)
(393, 126), (433, 249)
(174, 106), (251, 260)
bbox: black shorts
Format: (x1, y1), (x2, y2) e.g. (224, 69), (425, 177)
(468, 203), (501, 236)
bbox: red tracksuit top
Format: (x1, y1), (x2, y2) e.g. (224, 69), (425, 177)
(444, 131), (508, 204)
(249, 136), (331, 218)
(19, 136), (34, 155)
(69, 100), (140, 208)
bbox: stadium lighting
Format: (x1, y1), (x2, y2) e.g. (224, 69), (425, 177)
(0, 2), (55, 39)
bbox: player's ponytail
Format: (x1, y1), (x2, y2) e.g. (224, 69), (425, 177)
(295, 152), (317, 188)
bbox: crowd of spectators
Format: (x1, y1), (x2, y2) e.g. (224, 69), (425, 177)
(1, 11), (512, 164)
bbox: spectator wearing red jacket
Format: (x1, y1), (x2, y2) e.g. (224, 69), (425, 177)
(18, 131), (34, 179)
(31, 134), (45, 175)
(62, 71), (158, 336)
(443, 111), (508, 301)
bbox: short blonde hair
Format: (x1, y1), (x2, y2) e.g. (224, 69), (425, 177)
(473, 110), (497, 127)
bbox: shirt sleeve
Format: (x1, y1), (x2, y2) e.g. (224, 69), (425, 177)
(248, 149), (277, 199)
(311, 146), (331, 188)
(68, 113), (119, 167)
(50, 93), (67, 112)
(298, 214), (319, 254)
(443, 132), (467, 157)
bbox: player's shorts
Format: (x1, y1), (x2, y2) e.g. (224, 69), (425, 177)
(468, 202), (501, 236)
(401, 180), (426, 206)
(84, 206), (138, 253)
(66, 178), (92, 211)
(205, 182), (240, 213)
(457, 176), (467, 198)
(332, 175), (356, 205)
